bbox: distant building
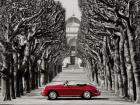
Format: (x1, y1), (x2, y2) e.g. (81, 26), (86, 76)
(63, 15), (82, 67)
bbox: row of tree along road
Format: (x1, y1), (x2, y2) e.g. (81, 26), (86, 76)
(0, 0), (69, 101)
(1, 0), (140, 104)
(77, 0), (140, 104)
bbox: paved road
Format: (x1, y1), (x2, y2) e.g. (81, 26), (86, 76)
(0, 68), (135, 105)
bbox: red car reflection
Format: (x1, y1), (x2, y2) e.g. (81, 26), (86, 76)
(41, 81), (101, 100)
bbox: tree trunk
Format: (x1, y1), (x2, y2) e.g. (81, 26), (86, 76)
(95, 64), (99, 84)
(1, 77), (6, 101)
(127, 29), (140, 103)
(16, 71), (24, 96)
(107, 64), (112, 90)
(20, 77), (24, 95)
(5, 77), (11, 101)
(104, 70), (108, 90)
(92, 71), (95, 81)
(54, 65), (57, 77)
(24, 69), (30, 93)
(11, 59), (16, 99)
(90, 59), (94, 81)
(31, 63), (36, 90)
(16, 70), (21, 97)
(113, 36), (122, 95)
(1, 53), (12, 101)
(103, 36), (108, 90)
(38, 70), (41, 87)
(119, 33), (128, 97)
(35, 70), (39, 89)
(4, 59), (11, 101)
(35, 63), (39, 89)
(124, 35), (135, 100)
(43, 61), (49, 84)
(51, 63), (55, 80)
(58, 65), (62, 73)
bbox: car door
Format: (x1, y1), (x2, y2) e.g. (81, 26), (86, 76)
(66, 85), (82, 96)
(65, 81), (84, 96)
(56, 84), (72, 96)
(57, 84), (82, 96)
(57, 82), (83, 96)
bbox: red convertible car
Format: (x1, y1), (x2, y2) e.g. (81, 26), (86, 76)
(41, 81), (101, 100)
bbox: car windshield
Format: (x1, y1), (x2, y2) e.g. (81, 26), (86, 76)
(46, 81), (99, 87)
(88, 82), (98, 86)
(46, 81), (63, 85)
(68, 81), (77, 86)
(63, 81), (86, 86)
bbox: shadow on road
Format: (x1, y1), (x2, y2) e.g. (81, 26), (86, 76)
(49, 97), (109, 100)
(92, 98), (109, 100)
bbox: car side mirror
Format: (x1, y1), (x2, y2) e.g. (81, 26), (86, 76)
(64, 81), (69, 86)
(64, 83), (68, 86)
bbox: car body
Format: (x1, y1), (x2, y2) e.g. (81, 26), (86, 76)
(41, 81), (101, 100)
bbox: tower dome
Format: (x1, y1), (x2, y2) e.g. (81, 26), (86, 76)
(66, 14), (80, 24)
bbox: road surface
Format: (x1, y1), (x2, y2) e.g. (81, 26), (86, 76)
(0, 68), (135, 105)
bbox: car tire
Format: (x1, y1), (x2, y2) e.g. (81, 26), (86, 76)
(48, 91), (58, 100)
(82, 91), (91, 99)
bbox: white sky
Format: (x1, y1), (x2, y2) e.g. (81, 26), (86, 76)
(54, 0), (81, 20)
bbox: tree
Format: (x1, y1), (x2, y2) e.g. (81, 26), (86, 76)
(78, 0), (140, 103)
(0, 0), (67, 101)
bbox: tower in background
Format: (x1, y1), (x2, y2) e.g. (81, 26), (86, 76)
(64, 14), (81, 66)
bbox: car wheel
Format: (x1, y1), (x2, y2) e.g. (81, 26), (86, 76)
(48, 91), (57, 100)
(82, 91), (91, 99)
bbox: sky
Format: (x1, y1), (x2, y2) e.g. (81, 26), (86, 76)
(54, 0), (81, 20)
